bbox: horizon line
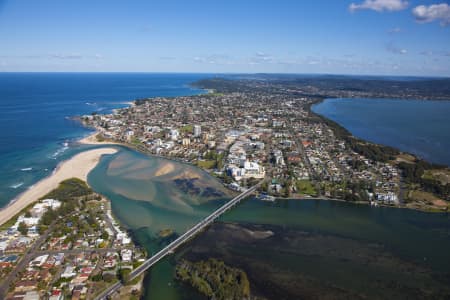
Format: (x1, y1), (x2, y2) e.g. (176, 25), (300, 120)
(0, 71), (448, 79)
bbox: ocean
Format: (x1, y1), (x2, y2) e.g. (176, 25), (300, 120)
(0, 72), (209, 208)
(312, 98), (450, 167)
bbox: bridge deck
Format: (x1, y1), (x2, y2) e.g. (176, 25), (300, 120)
(95, 181), (262, 300)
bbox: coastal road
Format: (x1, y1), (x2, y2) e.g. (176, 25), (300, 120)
(95, 181), (263, 300)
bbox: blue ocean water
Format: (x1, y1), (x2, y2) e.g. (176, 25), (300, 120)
(312, 98), (450, 166)
(0, 73), (209, 208)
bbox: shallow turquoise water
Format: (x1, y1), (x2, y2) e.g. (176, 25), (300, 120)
(88, 147), (450, 299)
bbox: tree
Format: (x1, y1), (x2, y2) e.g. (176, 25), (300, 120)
(18, 222), (28, 235)
(101, 231), (109, 240)
(119, 268), (131, 283)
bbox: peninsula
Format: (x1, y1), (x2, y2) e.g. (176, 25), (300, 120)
(0, 148), (117, 227)
(80, 77), (449, 212)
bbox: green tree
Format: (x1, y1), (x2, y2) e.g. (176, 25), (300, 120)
(119, 268), (131, 283)
(18, 221), (28, 235)
(101, 230), (109, 240)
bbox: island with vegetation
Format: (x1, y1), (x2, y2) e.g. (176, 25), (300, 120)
(175, 258), (253, 300)
(174, 222), (450, 299)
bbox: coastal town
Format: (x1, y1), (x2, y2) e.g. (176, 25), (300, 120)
(0, 178), (145, 300)
(80, 79), (449, 212)
(81, 90), (401, 206)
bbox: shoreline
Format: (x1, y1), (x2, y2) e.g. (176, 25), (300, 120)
(79, 132), (448, 214)
(78, 97), (448, 214)
(309, 97), (450, 168)
(0, 147), (118, 226)
(81, 131), (447, 213)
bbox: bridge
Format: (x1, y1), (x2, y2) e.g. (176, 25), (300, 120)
(95, 181), (263, 300)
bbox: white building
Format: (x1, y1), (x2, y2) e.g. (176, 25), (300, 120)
(169, 129), (179, 141)
(227, 161), (265, 181)
(16, 215), (40, 227)
(193, 125), (201, 137)
(61, 265), (76, 278)
(31, 199), (61, 218)
(31, 254), (49, 267)
(243, 161), (265, 179)
(121, 249), (132, 262)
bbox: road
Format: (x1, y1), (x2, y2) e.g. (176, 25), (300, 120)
(95, 181), (262, 300)
(0, 219), (58, 298)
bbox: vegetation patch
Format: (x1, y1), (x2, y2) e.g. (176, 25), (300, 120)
(295, 180), (317, 196)
(40, 178), (93, 201)
(196, 160), (217, 169)
(175, 258), (251, 300)
(423, 169), (450, 186)
(406, 190), (448, 211)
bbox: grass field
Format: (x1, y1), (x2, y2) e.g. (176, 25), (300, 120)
(296, 180), (317, 196)
(196, 160), (217, 169)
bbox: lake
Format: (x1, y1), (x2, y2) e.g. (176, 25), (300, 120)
(312, 98), (450, 166)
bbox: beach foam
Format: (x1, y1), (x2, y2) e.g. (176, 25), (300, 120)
(10, 182), (24, 189)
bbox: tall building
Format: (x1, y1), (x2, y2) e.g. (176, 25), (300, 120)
(193, 125), (201, 137)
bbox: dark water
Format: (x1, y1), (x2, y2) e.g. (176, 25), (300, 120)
(0, 73), (209, 207)
(312, 98), (450, 166)
(88, 148), (233, 300)
(88, 148), (450, 299)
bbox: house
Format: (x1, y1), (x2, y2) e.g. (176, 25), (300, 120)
(14, 280), (37, 292)
(61, 265), (76, 278)
(49, 289), (63, 300)
(30, 255), (48, 267)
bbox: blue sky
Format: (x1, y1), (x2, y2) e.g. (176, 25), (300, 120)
(0, 0), (449, 76)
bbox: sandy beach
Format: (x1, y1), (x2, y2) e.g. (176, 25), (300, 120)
(0, 147), (117, 226)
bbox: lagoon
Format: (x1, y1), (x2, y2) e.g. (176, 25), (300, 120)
(88, 147), (450, 299)
(312, 98), (450, 166)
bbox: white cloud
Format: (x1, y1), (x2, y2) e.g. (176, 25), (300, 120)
(50, 53), (83, 59)
(193, 54), (234, 65)
(193, 56), (204, 63)
(388, 27), (402, 33)
(386, 42), (407, 54)
(349, 0), (408, 12)
(248, 52), (273, 64)
(412, 3), (450, 26)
